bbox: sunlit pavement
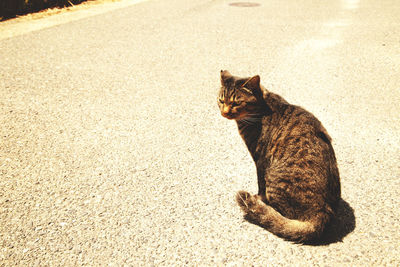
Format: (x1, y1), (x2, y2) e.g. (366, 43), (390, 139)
(1, 0), (399, 265)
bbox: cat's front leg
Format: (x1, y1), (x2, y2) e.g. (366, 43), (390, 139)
(255, 157), (266, 190)
(256, 168), (267, 203)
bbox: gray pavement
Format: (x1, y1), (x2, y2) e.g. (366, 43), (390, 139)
(1, 0), (400, 265)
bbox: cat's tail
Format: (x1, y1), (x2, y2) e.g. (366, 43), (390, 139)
(236, 191), (329, 243)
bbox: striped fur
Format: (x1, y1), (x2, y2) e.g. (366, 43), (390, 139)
(218, 70), (341, 243)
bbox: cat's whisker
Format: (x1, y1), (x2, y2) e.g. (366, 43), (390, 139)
(246, 113), (263, 118)
(245, 117), (262, 121)
(239, 123), (253, 131)
(238, 117), (262, 126)
(238, 119), (254, 126)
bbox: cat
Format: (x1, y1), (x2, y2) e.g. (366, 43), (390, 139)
(218, 70), (341, 243)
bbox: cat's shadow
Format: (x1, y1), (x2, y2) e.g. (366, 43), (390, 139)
(307, 198), (356, 246)
(245, 198), (355, 246)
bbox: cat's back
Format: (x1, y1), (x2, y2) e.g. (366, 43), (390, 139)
(262, 102), (334, 173)
(261, 92), (331, 148)
(259, 92), (340, 213)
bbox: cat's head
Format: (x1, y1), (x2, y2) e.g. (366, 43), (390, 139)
(218, 70), (265, 120)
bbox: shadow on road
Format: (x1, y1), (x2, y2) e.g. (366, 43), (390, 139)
(306, 198), (356, 246)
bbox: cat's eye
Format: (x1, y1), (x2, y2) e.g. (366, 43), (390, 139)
(219, 99), (224, 104)
(231, 102), (241, 107)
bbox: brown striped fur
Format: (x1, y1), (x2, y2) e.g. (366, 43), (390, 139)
(218, 70), (341, 243)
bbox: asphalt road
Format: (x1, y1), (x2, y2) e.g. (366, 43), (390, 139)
(1, 0), (400, 265)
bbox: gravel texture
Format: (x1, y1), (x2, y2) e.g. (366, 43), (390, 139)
(1, 0), (399, 265)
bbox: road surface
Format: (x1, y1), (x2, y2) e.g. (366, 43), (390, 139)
(1, 0), (399, 265)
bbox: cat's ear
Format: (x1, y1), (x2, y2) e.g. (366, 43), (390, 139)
(220, 70), (232, 85)
(242, 75), (261, 91)
(242, 75), (263, 99)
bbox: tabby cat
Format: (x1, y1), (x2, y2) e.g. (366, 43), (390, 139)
(218, 70), (341, 243)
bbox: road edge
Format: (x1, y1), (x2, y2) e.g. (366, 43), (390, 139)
(0, 0), (148, 40)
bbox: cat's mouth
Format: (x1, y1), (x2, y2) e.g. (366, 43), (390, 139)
(222, 114), (235, 120)
(222, 112), (245, 120)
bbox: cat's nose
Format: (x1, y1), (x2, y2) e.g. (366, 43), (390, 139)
(221, 106), (232, 118)
(223, 105), (230, 114)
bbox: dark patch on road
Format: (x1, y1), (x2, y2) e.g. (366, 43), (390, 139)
(229, 2), (260, 7)
(305, 199), (356, 246)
